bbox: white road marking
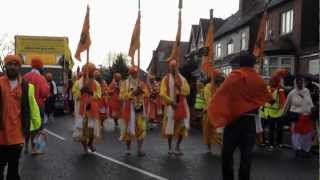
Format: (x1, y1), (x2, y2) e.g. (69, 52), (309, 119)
(93, 152), (168, 180)
(45, 129), (66, 141)
(46, 129), (168, 180)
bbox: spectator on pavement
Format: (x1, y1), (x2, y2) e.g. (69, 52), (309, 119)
(0, 55), (37, 180)
(283, 77), (315, 158)
(44, 72), (57, 124)
(23, 56), (49, 154)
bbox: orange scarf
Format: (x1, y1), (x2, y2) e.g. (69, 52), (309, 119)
(164, 74), (187, 121)
(79, 80), (99, 119)
(208, 68), (272, 128)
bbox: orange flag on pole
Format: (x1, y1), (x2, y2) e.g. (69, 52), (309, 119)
(128, 10), (141, 66)
(167, 0), (182, 67)
(75, 5), (91, 62)
(201, 10), (215, 75)
(253, 11), (267, 60)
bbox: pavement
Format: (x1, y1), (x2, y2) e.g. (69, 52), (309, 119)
(18, 114), (318, 180)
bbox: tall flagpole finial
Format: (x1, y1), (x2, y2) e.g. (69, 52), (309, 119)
(138, 0), (141, 10)
(179, 0), (183, 9)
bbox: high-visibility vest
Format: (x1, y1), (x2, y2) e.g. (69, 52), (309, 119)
(28, 84), (41, 131)
(261, 87), (284, 119)
(194, 93), (205, 110)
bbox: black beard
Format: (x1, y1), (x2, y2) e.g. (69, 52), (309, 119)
(6, 71), (18, 80)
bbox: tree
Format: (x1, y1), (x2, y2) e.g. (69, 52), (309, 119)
(0, 35), (15, 72)
(111, 53), (129, 79)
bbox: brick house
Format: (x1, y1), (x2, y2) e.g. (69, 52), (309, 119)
(262, 0), (319, 76)
(147, 40), (189, 79)
(187, 18), (225, 80)
(212, 0), (319, 76)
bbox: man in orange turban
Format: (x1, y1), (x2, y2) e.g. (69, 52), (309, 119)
(72, 63), (102, 153)
(0, 54), (30, 179)
(260, 69), (288, 150)
(202, 69), (225, 154)
(44, 72), (58, 124)
(119, 65), (148, 156)
(160, 58), (190, 156)
(208, 53), (272, 180)
(23, 56), (49, 154)
(107, 73), (122, 128)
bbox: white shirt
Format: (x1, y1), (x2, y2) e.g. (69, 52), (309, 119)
(9, 79), (18, 90)
(284, 88), (314, 115)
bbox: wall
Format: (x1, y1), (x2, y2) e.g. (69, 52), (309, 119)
(215, 26), (250, 60)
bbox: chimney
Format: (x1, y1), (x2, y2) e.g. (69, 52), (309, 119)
(210, 9), (213, 20)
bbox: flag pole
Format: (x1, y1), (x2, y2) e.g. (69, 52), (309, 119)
(138, 0), (141, 77)
(86, 5), (90, 65)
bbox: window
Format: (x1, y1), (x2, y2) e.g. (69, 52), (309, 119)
(281, 9), (293, 35)
(262, 56), (294, 76)
(227, 40), (234, 55)
(240, 32), (247, 50)
(265, 19), (270, 40)
(309, 59), (319, 75)
(222, 66), (232, 75)
(216, 43), (222, 57)
(158, 52), (165, 62)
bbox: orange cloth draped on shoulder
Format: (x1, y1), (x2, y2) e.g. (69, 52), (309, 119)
(79, 81), (99, 119)
(163, 74), (187, 121)
(99, 82), (109, 119)
(208, 67), (272, 128)
(108, 79), (122, 119)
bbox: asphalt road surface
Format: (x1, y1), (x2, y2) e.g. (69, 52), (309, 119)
(19, 115), (318, 180)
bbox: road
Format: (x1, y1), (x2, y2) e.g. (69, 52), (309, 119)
(19, 115), (318, 180)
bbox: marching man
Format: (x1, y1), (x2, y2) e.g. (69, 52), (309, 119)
(160, 58), (190, 156)
(119, 66), (148, 156)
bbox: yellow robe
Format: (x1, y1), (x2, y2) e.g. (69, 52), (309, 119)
(119, 77), (147, 141)
(160, 73), (190, 138)
(203, 83), (222, 145)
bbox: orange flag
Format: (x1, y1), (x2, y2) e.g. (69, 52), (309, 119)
(253, 11), (267, 60)
(128, 11), (141, 66)
(75, 6), (91, 61)
(201, 16), (215, 75)
(168, 9), (182, 66)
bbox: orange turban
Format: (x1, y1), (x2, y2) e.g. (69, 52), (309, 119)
(128, 66), (139, 74)
(82, 63), (96, 74)
(270, 68), (289, 87)
(31, 56), (44, 69)
(4, 55), (22, 65)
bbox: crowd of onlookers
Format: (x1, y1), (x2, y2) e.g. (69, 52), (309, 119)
(189, 72), (319, 158)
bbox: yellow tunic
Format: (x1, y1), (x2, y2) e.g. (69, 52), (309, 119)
(119, 77), (147, 141)
(203, 83), (222, 145)
(72, 78), (102, 142)
(160, 73), (190, 139)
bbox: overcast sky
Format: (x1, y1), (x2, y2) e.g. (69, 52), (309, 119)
(0, 0), (238, 70)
